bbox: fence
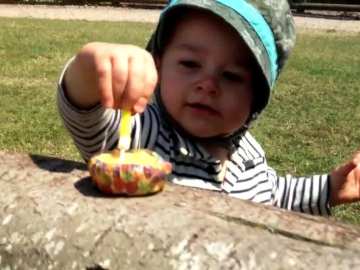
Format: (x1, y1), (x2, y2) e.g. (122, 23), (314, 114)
(289, 0), (360, 11)
(1, 0), (360, 12)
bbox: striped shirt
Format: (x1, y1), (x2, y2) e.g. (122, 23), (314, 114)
(57, 68), (331, 216)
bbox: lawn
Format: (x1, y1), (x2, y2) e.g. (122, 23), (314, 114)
(0, 17), (359, 224)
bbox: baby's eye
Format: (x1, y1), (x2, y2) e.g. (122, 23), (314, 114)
(179, 60), (200, 69)
(223, 71), (244, 82)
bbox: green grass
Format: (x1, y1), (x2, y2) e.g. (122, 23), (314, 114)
(252, 32), (360, 223)
(1, 17), (360, 224)
(0, 17), (155, 160)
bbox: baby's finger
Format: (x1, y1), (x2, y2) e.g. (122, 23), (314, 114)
(143, 51), (159, 98)
(121, 55), (146, 110)
(111, 54), (128, 108)
(133, 97), (148, 114)
(95, 58), (114, 108)
(132, 55), (158, 113)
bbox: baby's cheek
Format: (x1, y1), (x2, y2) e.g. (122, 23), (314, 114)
(161, 85), (181, 111)
(222, 102), (250, 130)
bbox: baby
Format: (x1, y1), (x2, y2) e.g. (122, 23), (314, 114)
(58, 0), (360, 215)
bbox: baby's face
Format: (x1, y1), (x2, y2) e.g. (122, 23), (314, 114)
(157, 10), (253, 138)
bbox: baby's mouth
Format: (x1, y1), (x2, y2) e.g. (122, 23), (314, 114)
(187, 102), (219, 115)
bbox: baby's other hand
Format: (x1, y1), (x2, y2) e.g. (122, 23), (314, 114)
(65, 42), (158, 113)
(330, 151), (360, 206)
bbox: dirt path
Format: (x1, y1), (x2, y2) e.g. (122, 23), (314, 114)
(0, 4), (360, 33)
(0, 4), (160, 23)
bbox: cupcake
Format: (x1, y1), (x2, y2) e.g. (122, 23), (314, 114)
(88, 149), (172, 196)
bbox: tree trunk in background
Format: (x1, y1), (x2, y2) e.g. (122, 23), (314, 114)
(1, 151), (360, 269)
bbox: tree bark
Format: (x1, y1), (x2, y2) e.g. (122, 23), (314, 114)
(1, 151), (360, 269)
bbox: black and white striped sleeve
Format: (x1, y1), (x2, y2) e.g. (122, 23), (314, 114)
(56, 59), (124, 162)
(57, 88), (120, 162)
(267, 166), (331, 216)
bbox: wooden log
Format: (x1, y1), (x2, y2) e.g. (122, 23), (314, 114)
(1, 151), (360, 269)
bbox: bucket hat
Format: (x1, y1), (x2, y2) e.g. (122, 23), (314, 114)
(147, 0), (296, 114)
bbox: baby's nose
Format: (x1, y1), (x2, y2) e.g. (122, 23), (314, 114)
(195, 75), (219, 96)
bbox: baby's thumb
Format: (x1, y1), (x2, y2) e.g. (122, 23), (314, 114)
(336, 151), (360, 176)
(340, 151), (360, 176)
(338, 161), (357, 177)
(132, 97), (148, 114)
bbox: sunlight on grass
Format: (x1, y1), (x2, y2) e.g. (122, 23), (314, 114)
(0, 17), (155, 160)
(1, 18), (360, 224)
(251, 32), (360, 224)
(254, 32), (360, 174)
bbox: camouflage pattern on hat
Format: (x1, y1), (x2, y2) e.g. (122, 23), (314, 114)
(250, 0), (296, 75)
(147, 0), (296, 113)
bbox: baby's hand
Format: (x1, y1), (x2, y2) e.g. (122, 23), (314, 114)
(64, 42), (158, 113)
(329, 151), (360, 206)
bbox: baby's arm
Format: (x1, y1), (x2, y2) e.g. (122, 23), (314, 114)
(268, 151), (360, 215)
(268, 168), (331, 215)
(57, 83), (120, 161)
(57, 42), (158, 160)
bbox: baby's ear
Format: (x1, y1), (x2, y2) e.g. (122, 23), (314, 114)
(153, 55), (162, 81)
(154, 55), (161, 71)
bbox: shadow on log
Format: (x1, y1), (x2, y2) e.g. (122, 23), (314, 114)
(1, 151), (360, 269)
(30, 154), (86, 173)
